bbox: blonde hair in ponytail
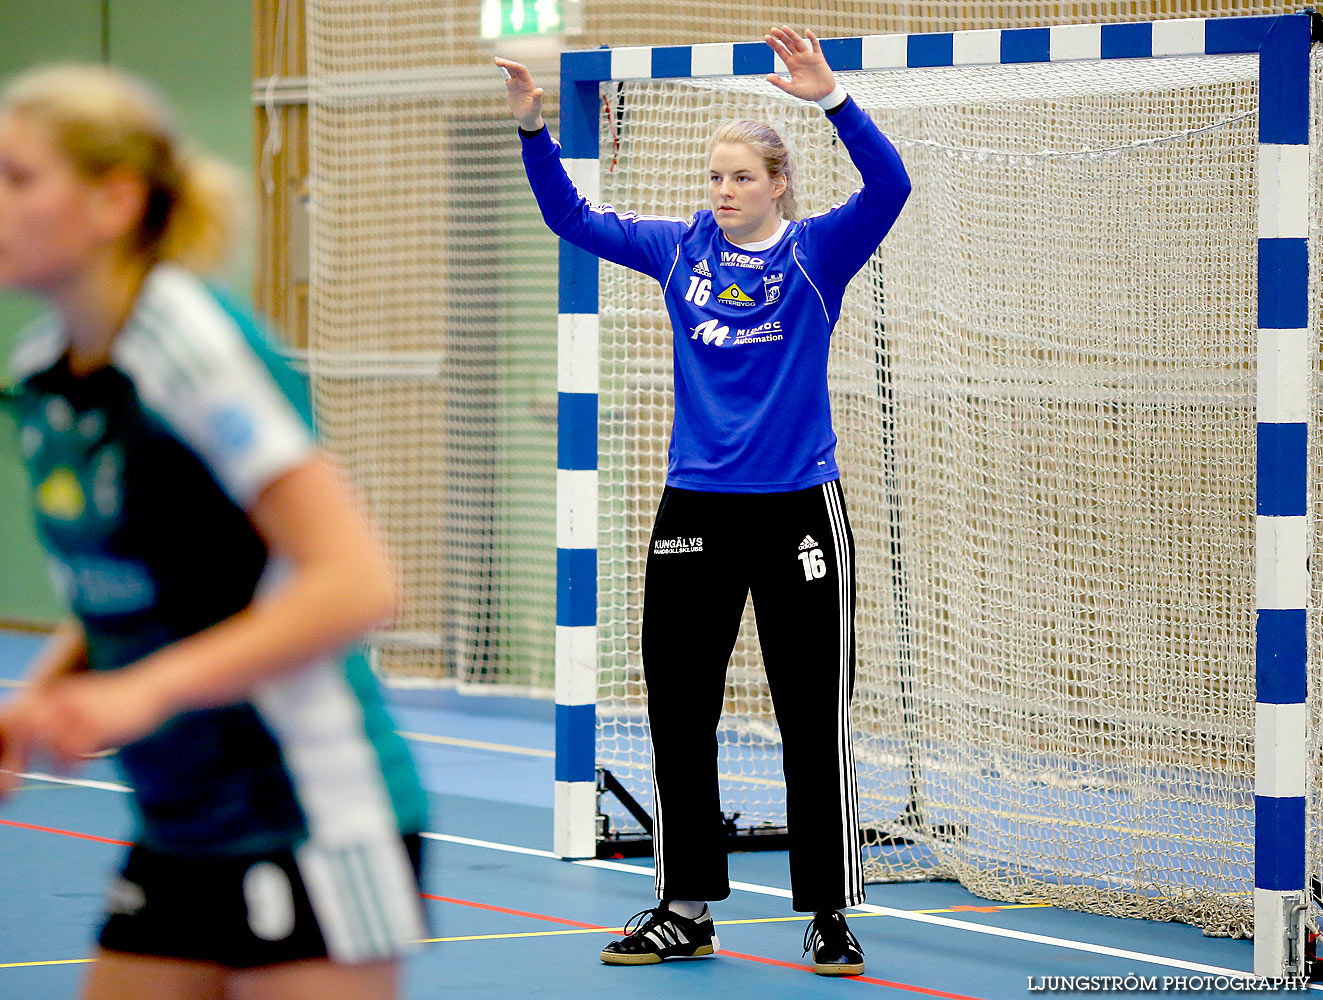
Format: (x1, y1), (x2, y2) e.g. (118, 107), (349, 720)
(0, 64), (243, 274)
(709, 119), (797, 220)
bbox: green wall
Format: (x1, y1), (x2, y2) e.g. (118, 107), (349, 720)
(0, 2), (253, 624)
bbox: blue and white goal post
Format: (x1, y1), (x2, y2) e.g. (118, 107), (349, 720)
(553, 12), (1318, 979)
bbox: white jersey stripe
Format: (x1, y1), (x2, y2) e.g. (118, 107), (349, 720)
(792, 242), (832, 323)
(295, 835), (423, 962)
(114, 265), (314, 508)
(661, 245), (682, 297)
(347, 844), (393, 955)
(257, 653), (423, 959)
(5, 314), (62, 382)
(588, 203), (689, 225)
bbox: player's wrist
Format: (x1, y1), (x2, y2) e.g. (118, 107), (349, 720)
(815, 85), (847, 111)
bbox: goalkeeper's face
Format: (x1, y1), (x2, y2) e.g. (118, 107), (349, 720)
(708, 141), (786, 244)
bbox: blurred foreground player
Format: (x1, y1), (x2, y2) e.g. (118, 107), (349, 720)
(0, 64), (427, 1000)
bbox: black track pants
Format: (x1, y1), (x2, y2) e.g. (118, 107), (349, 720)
(641, 479), (864, 912)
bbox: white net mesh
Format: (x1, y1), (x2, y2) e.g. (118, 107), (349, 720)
(303, 7), (561, 687)
(595, 53), (1290, 934)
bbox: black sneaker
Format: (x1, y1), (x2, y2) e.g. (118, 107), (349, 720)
(600, 905), (719, 965)
(803, 911), (864, 976)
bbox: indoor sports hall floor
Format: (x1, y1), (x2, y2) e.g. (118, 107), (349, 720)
(0, 628), (1301, 999)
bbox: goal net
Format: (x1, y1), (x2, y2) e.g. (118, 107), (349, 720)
(593, 50), (1315, 936)
(299, 49), (562, 691)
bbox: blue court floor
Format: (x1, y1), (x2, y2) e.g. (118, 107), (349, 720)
(0, 629), (1302, 998)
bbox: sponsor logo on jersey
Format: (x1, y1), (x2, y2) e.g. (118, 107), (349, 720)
(19, 423), (42, 460)
(52, 554), (158, 615)
(76, 410), (106, 442)
(36, 467), (85, 521)
(716, 282), (756, 307)
(92, 447), (123, 519)
(44, 396), (74, 433)
(653, 536), (703, 555)
(798, 534), (819, 551)
(734, 320), (782, 338)
(692, 258), (712, 277)
(732, 320), (785, 345)
(720, 251), (766, 270)
(207, 404), (257, 456)
(691, 319), (730, 346)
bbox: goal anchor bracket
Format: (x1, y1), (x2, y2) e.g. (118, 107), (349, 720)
(593, 767), (792, 859)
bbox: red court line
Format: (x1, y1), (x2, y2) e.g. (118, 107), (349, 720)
(5, 821), (987, 999)
(424, 894), (987, 999)
(720, 949), (986, 998)
(421, 893), (602, 929)
(0, 817), (130, 847)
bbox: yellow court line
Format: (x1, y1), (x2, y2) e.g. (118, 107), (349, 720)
(420, 927), (612, 944)
(1, 904), (1057, 965)
(397, 731), (554, 759)
(0, 679), (27, 689)
(415, 904), (1055, 945)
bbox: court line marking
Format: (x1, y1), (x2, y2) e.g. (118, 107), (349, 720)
(399, 731), (555, 758)
(13, 771), (131, 793)
(423, 888), (986, 997)
(0, 821), (985, 996)
(716, 949), (984, 997)
(414, 909), (1048, 940)
(420, 833), (1258, 980)
(0, 817), (130, 847)
(421, 892), (601, 928)
(1, 773), (1276, 983)
(419, 887), (1045, 936)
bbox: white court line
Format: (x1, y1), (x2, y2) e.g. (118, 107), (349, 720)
(399, 731), (555, 758)
(421, 831), (559, 860)
(427, 833), (1266, 982)
(15, 771), (131, 793)
(15, 773), (1298, 986)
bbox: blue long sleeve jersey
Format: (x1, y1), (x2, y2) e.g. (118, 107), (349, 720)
(521, 96), (910, 492)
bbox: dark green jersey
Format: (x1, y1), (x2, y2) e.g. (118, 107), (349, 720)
(9, 264), (427, 855)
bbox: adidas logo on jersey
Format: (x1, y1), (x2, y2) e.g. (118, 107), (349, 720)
(716, 283), (756, 306)
(693, 259), (712, 278)
(798, 535), (819, 551)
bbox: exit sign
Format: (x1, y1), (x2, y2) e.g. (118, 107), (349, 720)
(480, 0), (566, 38)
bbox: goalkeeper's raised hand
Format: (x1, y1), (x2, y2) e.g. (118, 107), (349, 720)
(494, 57), (545, 132)
(763, 26), (836, 103)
